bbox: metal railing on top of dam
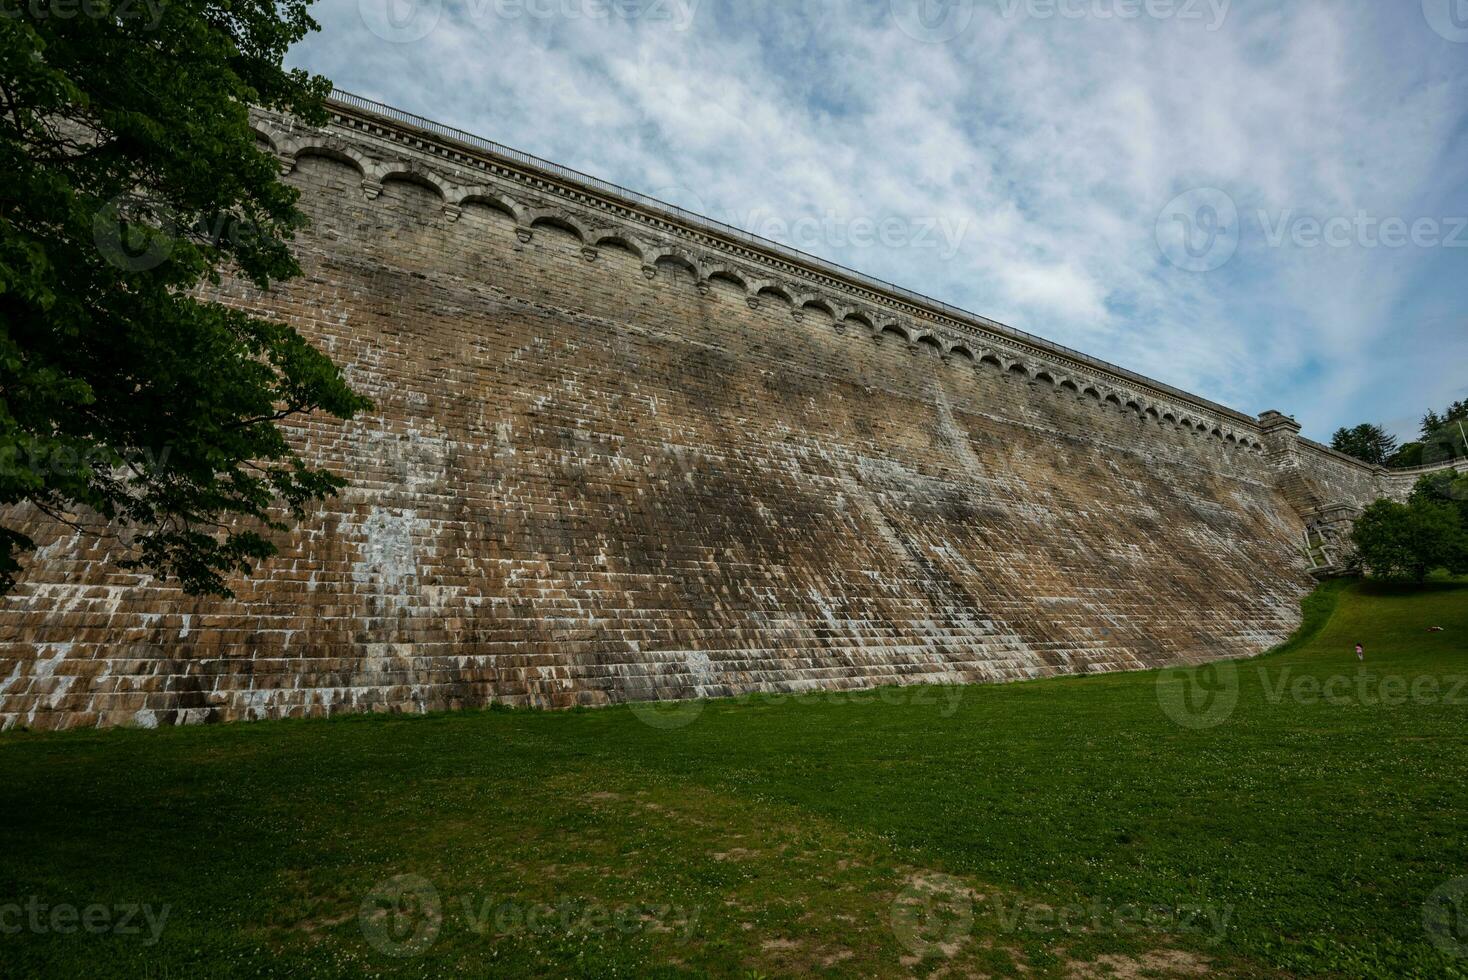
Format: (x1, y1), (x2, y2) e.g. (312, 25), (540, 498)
(1385, 458), (1465, 476)
(327, 90), (1259, 429)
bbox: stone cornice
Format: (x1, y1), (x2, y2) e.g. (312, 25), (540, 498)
(249, 91), (1372, 465)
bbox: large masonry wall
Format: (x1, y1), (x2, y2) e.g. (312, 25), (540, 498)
(0, 101), (1388, 730)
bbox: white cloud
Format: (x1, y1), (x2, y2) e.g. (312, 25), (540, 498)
(292, 0), (1467, 440)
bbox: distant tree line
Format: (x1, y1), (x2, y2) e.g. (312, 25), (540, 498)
(1351, 471), (1468, 584)
(1330, 396), (1468, 468)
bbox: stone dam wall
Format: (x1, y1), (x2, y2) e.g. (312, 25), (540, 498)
(0, 97), (1400, 730)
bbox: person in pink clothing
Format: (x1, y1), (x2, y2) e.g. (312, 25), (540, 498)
(1355, 643), (1364, 662)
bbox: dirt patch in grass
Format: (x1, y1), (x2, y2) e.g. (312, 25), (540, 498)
(1068, 948), (1214, 978)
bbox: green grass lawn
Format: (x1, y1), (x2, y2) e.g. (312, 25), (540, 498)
(3, 578), (1467, 978)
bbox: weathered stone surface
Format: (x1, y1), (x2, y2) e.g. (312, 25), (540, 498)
(0, 98), (1397, 730)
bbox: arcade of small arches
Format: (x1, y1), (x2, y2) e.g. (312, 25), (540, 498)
(256, 121), (1268, 454)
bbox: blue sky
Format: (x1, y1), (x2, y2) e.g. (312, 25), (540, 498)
(289, 0), (1468, 444)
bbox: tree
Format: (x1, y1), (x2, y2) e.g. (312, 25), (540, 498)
(1350, 497), (1468, 585)
(1419, 404), (1468, 466)
(1330, 423), (1398, 466)
(1422, 399), (1468, 438)
(1, 1), (370, 596)
(1411, 471), (1468, 525)
(1387, 442), (1424, 468)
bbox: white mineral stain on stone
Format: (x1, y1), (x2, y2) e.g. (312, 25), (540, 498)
(46, 676), (74, 708)
(0, 663), (22, 695)
(685, 650), (715, 686)
(32, 647), (70, 679)
(931, 381), (989, 479)
(353, 507), (424, 591)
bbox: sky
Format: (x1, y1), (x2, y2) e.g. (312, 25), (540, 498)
(288, 0), (1468, 445)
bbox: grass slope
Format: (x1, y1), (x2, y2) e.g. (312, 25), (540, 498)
(2, 578), (1467, 978)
